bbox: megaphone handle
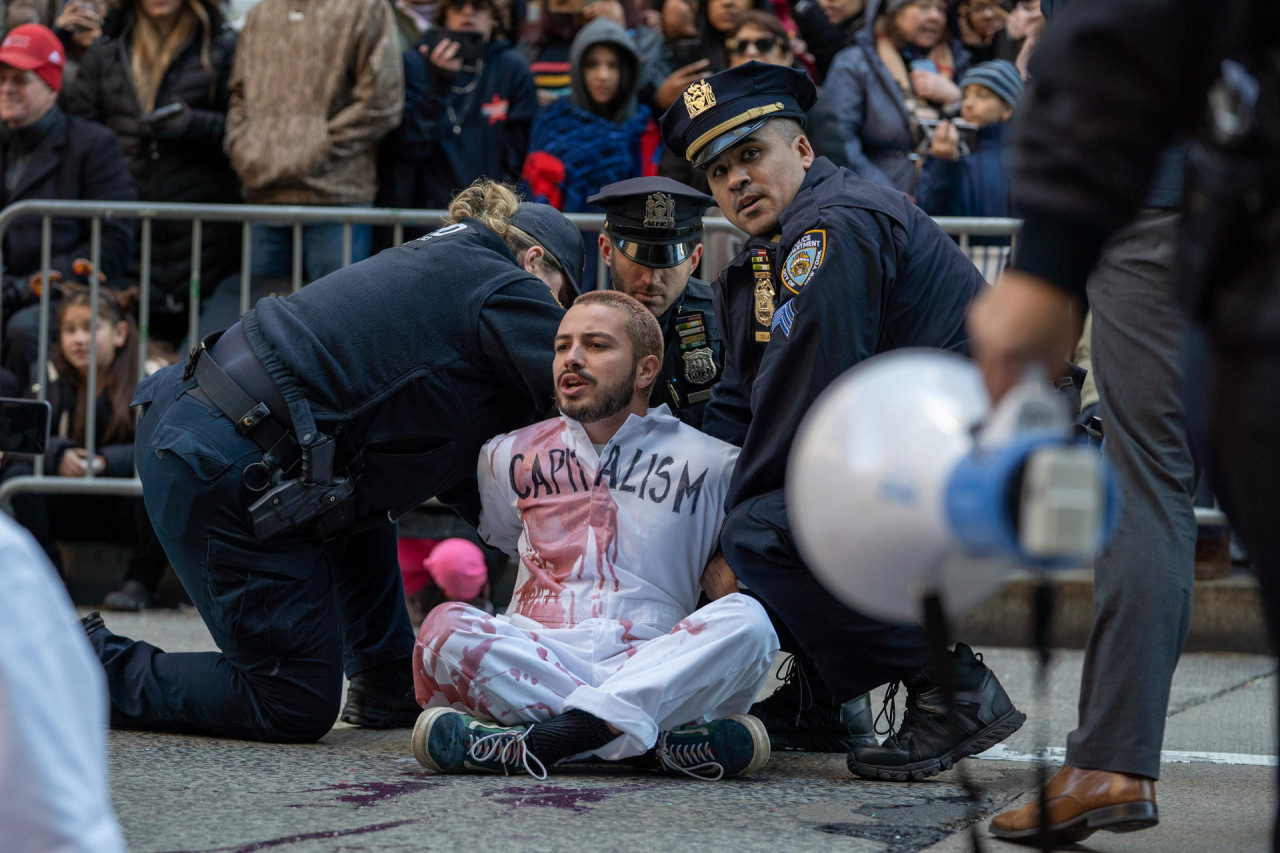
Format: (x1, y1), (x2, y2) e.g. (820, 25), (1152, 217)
(921, 594), (988, 853)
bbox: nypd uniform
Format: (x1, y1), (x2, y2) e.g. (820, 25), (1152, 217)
(89, 217), (568, 742)
(660, 64), (988, 703)
(413, 408), (779, 759)
(587, 177), (724, 429)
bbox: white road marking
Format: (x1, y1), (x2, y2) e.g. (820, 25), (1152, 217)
(973, 744), (1278, 767)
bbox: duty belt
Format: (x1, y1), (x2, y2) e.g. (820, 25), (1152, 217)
(184, 333), (301, 490)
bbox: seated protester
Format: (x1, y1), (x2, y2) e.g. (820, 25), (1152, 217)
(376, 0), (536, 236)
(0, 24), (136, 385)
(0, 291), (168, 610)
(523, 17), (650, 214)
(915, 59), (1020, 279)
(411, 290), (779, 781)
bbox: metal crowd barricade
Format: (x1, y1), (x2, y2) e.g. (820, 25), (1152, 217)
(0, 199), (1021, 513)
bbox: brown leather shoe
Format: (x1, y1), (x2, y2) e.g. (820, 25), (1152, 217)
(989, 765), (1158, 844)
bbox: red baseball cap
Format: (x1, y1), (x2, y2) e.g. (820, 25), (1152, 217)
(0, 24), (65, 92)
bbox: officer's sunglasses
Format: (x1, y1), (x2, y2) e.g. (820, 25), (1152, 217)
(727, 35), (782, 56)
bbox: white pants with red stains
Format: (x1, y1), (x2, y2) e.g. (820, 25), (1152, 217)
(412, 592), (779, 760)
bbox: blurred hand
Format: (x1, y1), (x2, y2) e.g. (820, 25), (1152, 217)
(967, 269), (1082, 403)
(421, 38), (463, 78)
(930, 119), (960, 160)
(655, 59), (711, 111)
(141, 101), (193, 140)
(55, 3), (102, 50)
(700, 551), (740, 600)
(582, 0), (626, 27)
(58, 448), (104, 477)
(639, 8), (662, 30)
(910, 70), (961, 105)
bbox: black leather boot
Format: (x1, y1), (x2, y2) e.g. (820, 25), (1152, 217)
(848, 643), (1025, 781)
(339, 657), (420, 729)
(750, 653), (877, 753)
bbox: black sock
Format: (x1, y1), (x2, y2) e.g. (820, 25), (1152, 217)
(525, 710), (616, 766)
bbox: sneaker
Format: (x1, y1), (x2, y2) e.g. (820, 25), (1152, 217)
(848, 643), (1026, 781)
(102, 580), (154, 612)
(750, 653), (877, 753)
(411, 707), (548, 780)
(653, 714), (771, 780)
(340, 657), (421, 729)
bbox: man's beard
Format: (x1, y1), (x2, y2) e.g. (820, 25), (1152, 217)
(556, 363), (637, 425)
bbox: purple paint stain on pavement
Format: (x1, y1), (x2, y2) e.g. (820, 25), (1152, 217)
(251, 775), (439, 809)
(483, 783), (649, 814)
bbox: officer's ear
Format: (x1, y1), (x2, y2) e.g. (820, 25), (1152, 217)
(598, 233), (613, 263)
(688, 243), (704, 269)
(795, 133), (815, 170)
(519, 245), (544, 275)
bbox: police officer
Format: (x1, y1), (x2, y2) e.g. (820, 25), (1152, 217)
(586, 177), (722, 428)
(81, 182), (582, 743)
(660, 62), (1025, 779)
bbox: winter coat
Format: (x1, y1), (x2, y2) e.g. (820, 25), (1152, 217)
(378, 38), (536, 211)
(816, 0), (971, 194)
(0, 106), (136, 286)
(522, 19), (649, 213)
(223, 0), (403, 205)
(62, 12), (241, 307)
(915, 121), (1011, 218)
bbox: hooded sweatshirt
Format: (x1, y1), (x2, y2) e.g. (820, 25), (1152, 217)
(521, 18), (651, 213)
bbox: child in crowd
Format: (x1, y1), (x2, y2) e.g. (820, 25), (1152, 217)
(915, 58), (1022, 278)
(0, 291), (167, 610)
(400, 537), (494, 629)
(521, 17), (650, 215)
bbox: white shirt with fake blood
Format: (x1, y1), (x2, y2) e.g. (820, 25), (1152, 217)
(478, 405), (739, 633)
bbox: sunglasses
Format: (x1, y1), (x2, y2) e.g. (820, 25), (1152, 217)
(728, 35), (782, 55)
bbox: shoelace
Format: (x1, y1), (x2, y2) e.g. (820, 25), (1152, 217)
(467, 725), (549, 781)
(771, 654), (814, 727)
(873, 681), (900, 737)
(654, 732), (725, 781)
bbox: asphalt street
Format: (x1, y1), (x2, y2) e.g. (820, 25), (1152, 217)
(90, 606), (1277, 853)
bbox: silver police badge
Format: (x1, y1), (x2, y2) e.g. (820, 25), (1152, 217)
(683, 348), (717, 384)
(644, 192), (676, 228)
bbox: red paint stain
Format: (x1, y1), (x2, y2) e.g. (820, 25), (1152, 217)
(671, 617), (707, 635)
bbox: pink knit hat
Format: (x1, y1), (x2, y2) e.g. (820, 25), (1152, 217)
(424, 538), (488, 601)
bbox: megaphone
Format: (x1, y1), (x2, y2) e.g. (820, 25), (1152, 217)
(786, 349), (1118, 625)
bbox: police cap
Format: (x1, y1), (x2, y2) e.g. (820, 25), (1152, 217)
(659, 61), (817, 169)
(587, 177), (713, 269)
(509, 202), (586, 297)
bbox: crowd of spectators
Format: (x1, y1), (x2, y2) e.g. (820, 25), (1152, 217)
(0, 0), (1040, 607)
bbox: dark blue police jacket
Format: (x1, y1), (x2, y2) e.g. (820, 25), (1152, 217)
(240, 219), (565, 525)
(702, 157), (986, 509)
(651, 276), (724, 429)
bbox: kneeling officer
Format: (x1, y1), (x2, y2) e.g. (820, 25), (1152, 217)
(83, 182), (584, 742)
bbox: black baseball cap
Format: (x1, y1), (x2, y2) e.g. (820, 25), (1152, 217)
(510, 202), (586, 297)
(587, 177), (713, 269)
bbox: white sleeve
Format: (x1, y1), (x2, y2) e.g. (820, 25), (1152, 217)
(476, 433), (524, 559)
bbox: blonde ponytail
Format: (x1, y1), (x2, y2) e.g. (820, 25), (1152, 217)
(445, 180), (521, 243)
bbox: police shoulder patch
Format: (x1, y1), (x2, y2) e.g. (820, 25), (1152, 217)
(780, 229), (826, 295)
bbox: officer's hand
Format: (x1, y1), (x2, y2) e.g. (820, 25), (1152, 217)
(655, 59), (712, 111)
(422, 38), (463, 78)
(967, 270), (1083, 404)
(700, 551), (740, 600)
(909, 70), (961, 106)
(930, 119), (960, 160)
